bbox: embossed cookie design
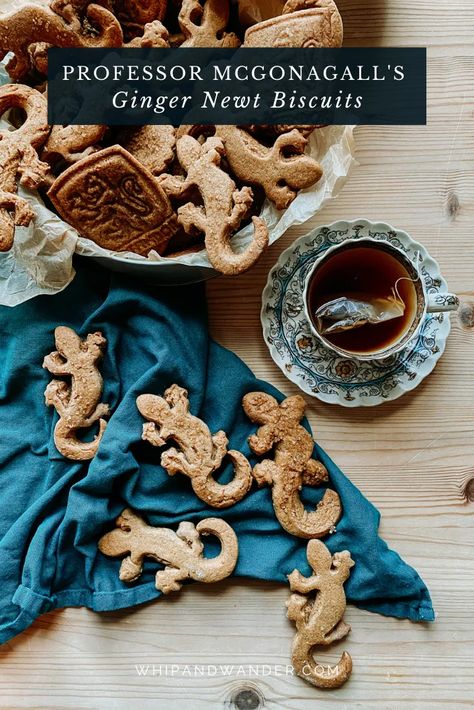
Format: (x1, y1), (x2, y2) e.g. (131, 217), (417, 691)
(48, 145), (180, 255)
(244, 6), (343, 48)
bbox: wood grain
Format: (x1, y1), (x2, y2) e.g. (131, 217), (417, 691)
(1, 0), (473, 708)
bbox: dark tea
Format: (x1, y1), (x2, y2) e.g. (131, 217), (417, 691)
(307, 245), (417, 355)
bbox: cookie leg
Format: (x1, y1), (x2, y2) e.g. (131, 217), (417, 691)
(50, 0), (82, 30)
(119, 555), (144, 583)
(228, 187), (253, 228)
(176, 521), (204, 555)
(155, 565), (188, 593)
(43, 351), (71, 376)
(164, 384), (190, 413)
(82, 402), (110, 426)
(211, 430), (228, 468)
(178, 202), (206, 234)
(18, 145), (50, 189)
(288, 569), (319, 595)
(161, 447), (193, 477)
(45, 380), (71, 418)
(274, 129), (307, 153)
(323, 620), (351, 644)
(252, 460), (279, 486)
(286, 592), (307, 623)
(142, 422), (167, 447)
(0, 189), (35, 227)
(158, 173), (189, 199)
(302, 458), (328, 486)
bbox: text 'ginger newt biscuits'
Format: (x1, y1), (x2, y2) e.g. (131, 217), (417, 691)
(48, 144), (180, 256)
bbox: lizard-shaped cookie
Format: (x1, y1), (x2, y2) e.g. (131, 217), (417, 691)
(158, 135), (268, 275)
(98, 508), (238, 593)
(0, 2), (123, 81)
(0, 84), (51, 252)
(137, 384), (252, 508)
(243, 391), (341, 538)
(214, 126), (323, 210)
(287, 539), (354, 689)
(43, 326), (110, 460)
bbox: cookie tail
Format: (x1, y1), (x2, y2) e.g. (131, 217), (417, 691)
(206, 217), (268, 275)
(194, 518), (238, 582)
(193, 450), (253, 508)
(53, 418), (107, 461)
(292, 646), (352, 690)
(277, 488), (342, 539)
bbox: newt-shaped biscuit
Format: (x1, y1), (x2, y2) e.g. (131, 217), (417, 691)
(28, 15), (168, 77)
(137, 384), (252, 508)
(214, 126), (323, 210)
(98, 508), (238, 593)
(242, 392), (341, 538)
(42, 124), (107, 165)
(179, 0), (240, 47)
(287, 539), (354, 689)
(0, 84), (51, 252)
(0, 2), (123, 81)
(43, 326), (110, 460)
(158, 135), (268, 275)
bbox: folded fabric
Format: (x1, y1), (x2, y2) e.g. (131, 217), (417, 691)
(0, 259), (434, 644)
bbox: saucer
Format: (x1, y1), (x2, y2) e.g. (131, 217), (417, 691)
(261, 219), (452, 407)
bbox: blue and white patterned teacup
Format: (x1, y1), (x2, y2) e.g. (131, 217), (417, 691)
(303, 236), (459, 361)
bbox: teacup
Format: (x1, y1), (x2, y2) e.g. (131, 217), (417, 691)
(303, 237), (459, 361)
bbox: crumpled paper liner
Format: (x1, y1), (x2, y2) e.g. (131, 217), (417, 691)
(0, 0), (357, 306)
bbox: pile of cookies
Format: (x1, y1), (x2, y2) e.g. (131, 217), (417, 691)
(43, 324), (354, 690)
(0, 0), (343, 275)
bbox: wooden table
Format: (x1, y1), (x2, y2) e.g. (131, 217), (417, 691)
(1, 1), (473, 708)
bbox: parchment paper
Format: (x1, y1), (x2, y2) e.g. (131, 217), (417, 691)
(0, 0), (357, 305)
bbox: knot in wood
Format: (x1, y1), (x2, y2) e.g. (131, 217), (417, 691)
(230, 684), (265, 709)
(458, 302), (474, 330)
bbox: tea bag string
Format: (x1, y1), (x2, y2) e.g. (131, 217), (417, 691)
(391, 254), (421, 303)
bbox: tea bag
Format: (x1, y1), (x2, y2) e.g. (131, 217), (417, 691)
(314, 286), (406, 335)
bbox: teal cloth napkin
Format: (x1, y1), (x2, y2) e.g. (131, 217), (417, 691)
(0, 260), (434, 644)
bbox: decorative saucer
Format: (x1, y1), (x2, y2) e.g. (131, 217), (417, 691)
(261, 219), (452, 407)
